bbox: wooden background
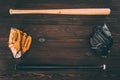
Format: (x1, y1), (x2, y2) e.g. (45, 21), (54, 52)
(0, 0), (120, 80)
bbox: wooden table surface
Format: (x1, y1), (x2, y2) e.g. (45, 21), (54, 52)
(0, 0), (120, 80)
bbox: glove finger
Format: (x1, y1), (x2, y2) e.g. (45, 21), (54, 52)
(9, 28), (16, 47)
(22, 36), (32, 53)
(21, 33), (27, 49)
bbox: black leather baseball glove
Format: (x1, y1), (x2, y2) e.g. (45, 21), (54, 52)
(89, 24), (113, 57)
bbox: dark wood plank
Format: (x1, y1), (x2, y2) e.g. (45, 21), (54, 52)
(0, 0), (120, 80)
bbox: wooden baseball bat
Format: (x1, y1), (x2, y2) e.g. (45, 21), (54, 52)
(9, 8), (111, 15)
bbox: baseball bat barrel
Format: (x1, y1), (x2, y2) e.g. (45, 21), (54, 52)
(9, 8), (111, 15)
(15, 64), (106, 70)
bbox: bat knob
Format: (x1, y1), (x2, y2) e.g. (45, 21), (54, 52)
(9, 8), (13, 15)
(103, 64), (106, 70)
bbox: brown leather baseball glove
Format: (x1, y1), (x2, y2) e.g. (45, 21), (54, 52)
(8, 28), (32, 58)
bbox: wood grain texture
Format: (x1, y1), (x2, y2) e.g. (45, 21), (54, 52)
(0, 0), (120, 80)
